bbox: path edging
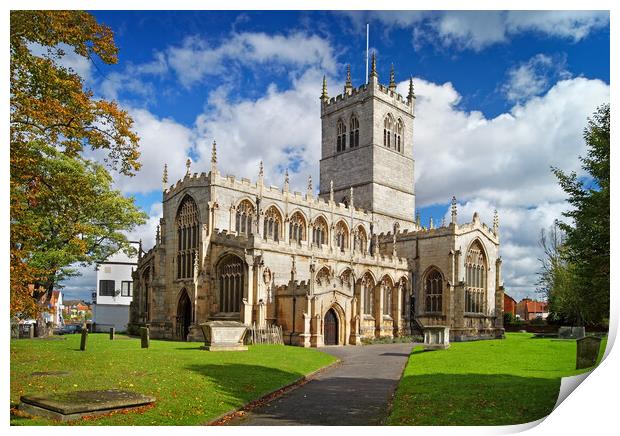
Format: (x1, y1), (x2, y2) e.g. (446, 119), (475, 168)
(205, 358), (342, 425)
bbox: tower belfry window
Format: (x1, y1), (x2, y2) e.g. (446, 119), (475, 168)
(349, 115), (359, 148)
(396, 119), (403, 153)
(336, 119), (347, 153)
(384, 114), (394, 148)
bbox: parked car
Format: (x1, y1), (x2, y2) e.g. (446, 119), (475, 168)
(56, 324), (82, 335)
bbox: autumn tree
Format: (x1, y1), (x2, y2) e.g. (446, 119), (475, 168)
(10, 11), (145, 317)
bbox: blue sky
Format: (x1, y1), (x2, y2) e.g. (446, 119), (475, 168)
(57, 10), (610, 302)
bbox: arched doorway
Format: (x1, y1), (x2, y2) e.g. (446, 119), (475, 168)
(324, 309), (339, 345)
(177, 290), (192, 341)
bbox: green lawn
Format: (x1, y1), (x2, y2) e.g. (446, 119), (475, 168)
(387, 333), (607, 426)
(10, 334), (336, 425)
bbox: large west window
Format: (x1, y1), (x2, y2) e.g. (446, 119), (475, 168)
(176, 196), (199, 279)
(465, 240), (487, 314)
(99, 280), (115, 297)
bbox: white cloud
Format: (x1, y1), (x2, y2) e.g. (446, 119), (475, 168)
(502, 54), (571, 102)
(112, 108), (195, 194)
(345, 11), (609, 51)
(193, 68), (327, 193)
(165, 31), (338, 87)
(398, 76), (609, 208)
(126, 202), (163, 251)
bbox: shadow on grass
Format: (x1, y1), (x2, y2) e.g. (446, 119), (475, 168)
(185, 363), (305, 410)
(389, 373), (563, 426)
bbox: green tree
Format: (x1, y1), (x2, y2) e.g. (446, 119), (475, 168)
(547, 104), (610, 326)
(10, 11), (145, 317)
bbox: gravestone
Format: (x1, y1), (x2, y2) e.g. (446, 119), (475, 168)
(140, 327), (149, 349)
(423, 326), (450, 350)
(576, 336), (602, 369)
(79, 329), (88, 351)
(109, 327), (115, 340)
(199, 321), (248, 351)
(19, 389), (156, 421)
(29, 325), (35, 339)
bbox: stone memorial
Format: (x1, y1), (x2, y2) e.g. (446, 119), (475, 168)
(140, 327), (150, 348)
(19, 389), (156, 421)
(199, 321), (248, 351)
(558, 326), (586, 340)
(576, 336), (602, 369)
(79, 329), (88, 351)
(423, 326), (450, 350)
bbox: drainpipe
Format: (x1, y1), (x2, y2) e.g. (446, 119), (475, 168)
(291, 296), (297, 344)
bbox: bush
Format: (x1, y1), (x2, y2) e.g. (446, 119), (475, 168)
(530, 316), (546, 326)
(504, 312), (514, 324)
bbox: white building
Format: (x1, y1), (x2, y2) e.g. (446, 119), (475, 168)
(93, 241), (140, 332)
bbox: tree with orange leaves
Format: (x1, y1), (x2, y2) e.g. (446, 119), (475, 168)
(10, 11), (145, 318)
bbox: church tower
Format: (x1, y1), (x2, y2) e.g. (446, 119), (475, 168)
(319, 55), (417, 226)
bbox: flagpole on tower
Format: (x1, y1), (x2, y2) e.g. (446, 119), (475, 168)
(365, 23), (369, 83)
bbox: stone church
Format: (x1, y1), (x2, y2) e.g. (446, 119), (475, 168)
(129, 55), (505, 346)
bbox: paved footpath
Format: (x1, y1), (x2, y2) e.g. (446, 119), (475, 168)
(229, 343), (414, 426)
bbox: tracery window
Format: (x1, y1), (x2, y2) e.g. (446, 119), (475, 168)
(362, 274), (375, 316)
(382, 280), (393, 316)
(289, 211), (307, 243)
(465, 241), (487, 314)
(263, 206), (282, 242)
(424, 268), (443, 313)
(384, 114), (394, 148)
(395, 118), (403, 153)
(335, 221), (348, 252)
(353, 226), (368, 254)
(336, 119), (347, 153)
(235, 199), (254, 236)
(312, 216), (328, 247)
(349, 115), (359, 148)
(218, 255), (245, 313)
(176, 196), (199, 279)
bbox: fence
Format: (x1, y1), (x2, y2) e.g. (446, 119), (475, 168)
(246, 323), (284, 345)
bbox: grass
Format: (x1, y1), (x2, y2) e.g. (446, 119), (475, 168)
(387, 333), (607, 426)
(10, 333), (336, 425)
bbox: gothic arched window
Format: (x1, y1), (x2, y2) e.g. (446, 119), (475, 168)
(384, 114), (394, 148)
(289, 211), (307, 243)
(176, 196), (199, 279)
(353, 225), (368, 254)
(218, 255), (245, 313)
(349, 115), (359, 148)
(395, 118), (403, 153)
(362, 274), (375, 316)
(336, 119), (347, 153)
(235, 199), (254, 236)
(382, 279), (393, 316)
(263, 206), (282, 242)
(465, 240), (487, 314)
(312, 216), (328, 247)
(424, 268), (443, 313)
(335, 220), (349, 252)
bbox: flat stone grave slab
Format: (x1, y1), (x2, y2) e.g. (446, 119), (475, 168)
(19, 389), (156, 421)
